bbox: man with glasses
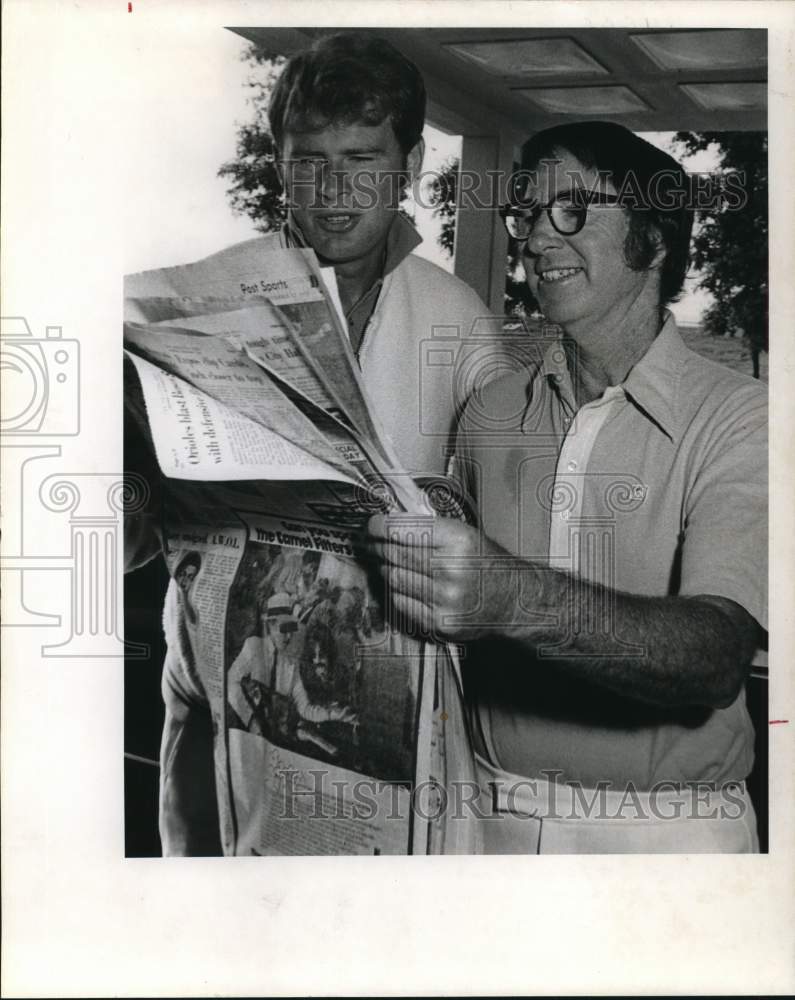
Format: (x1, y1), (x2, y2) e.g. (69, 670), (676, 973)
(366, 122), (767, 854)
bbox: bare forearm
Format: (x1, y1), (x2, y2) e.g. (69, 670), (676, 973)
(365, 515), (759, 712)
(501, 565), (757, 708)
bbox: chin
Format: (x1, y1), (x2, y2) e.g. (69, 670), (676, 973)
(308, 237), (355, 261)
(536, 300), (569, 325)
(537, 288), (586, 327)
(321, 238), (380, 265)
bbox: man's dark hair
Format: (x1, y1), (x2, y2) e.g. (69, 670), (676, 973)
(521, 121), (694, 306)
(268, 32), (426, 155)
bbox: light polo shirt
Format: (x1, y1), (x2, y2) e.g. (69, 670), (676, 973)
(455, 312), (768, 789)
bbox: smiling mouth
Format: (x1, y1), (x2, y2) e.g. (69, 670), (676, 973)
(538, 267), (583, 283)
(314, 214), (360, 232)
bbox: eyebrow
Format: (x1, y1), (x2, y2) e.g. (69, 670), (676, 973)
(515, 184), (580, 206)
(288, 145), (386, 157)
(550, 185), (587, 202)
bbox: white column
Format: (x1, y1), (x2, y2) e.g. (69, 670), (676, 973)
(39, 473), (151, 658)
(0, 444), (63, 626)
(453, 131), (517, 316)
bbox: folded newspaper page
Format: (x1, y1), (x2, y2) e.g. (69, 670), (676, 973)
(125, 352), (358, 484)
(126, 246), (405, 476)
(125, 242), (482, 855)
(125, 245), (422, 511)
(124, 302), (393, 489)
(124, 319), (360, 478)
(125, 295), (357, 432)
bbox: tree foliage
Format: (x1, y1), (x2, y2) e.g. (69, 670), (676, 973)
(672, 131), (768, 377)
(218, 50), (287, 233)
(431, 155), (458, 258)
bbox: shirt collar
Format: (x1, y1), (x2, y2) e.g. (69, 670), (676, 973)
(621, 311), (687, 441)
(538, 311), (687, 441)
(540, 338), (577, 414)
(382, 211), (423, 275)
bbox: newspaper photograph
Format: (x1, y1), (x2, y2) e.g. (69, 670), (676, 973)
(157, 474), (480, 855)
(117, 22), (773, 873)
(222, 512), (425, 854)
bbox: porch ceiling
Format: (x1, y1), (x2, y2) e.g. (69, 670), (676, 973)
(227, 26), (767, 141)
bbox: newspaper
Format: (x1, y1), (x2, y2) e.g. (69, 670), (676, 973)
(126, 246), (411, 483)
(125, 243), (481, 855)
(124, 321), (361, 481)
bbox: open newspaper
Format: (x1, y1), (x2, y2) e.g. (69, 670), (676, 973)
(124, 244), (482, 855)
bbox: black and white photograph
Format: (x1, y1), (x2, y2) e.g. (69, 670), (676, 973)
(124, 21), (771, 858)
(223, 538), (415, 777)
(3, 2), (794, 996)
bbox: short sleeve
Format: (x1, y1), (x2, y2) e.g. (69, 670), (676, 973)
(679, 387), (768, 631)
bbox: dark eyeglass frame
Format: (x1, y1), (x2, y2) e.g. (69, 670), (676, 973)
(499, 192), (622, 241)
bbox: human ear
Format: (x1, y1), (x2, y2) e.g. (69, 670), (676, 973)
(648, 224), (667, 270)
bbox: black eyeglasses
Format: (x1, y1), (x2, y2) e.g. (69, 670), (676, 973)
(500, 192), (622, 241)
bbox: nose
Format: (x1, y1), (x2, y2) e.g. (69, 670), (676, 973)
(524, 210), (564, 257)
(318, 157), (353, 203)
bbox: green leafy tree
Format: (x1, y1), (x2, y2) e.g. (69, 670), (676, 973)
(672, 131), (768, 379)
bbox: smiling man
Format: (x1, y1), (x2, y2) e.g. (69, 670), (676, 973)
(366, 122), (768, 854)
